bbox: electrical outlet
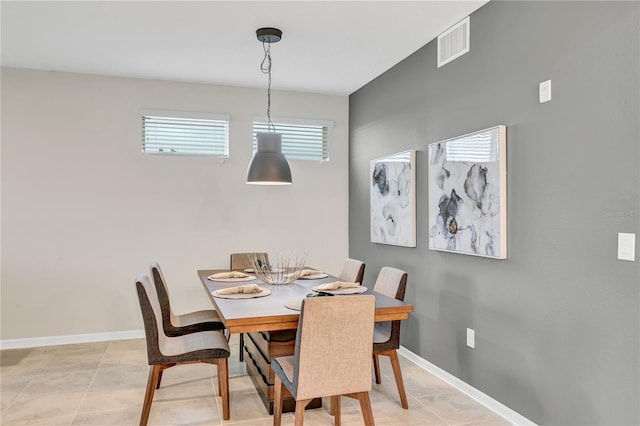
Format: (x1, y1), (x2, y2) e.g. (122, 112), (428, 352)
(539, 80), (552, 103)
(618, 232), (636, 261)
(466, 328), (475, 349)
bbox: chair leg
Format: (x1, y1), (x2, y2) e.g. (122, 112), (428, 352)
(356, 392), (375, 426)
(273, 375), (283, 426)
(294, 399), (312, 426)
(140, 365), (161, 426)
(331, 395), (341, 426)
(387, 349), (408, 409)
(218, 358), (230, 420)
(155, 363), (176, 389)
(155, 370), (163, 389)
(239, 333), (244, 361)
(372, 354), (381, 384)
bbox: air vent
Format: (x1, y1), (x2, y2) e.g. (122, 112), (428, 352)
(437, 16), (470, 68)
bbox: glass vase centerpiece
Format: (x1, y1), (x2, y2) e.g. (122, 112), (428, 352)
(249, 252), (307, 285)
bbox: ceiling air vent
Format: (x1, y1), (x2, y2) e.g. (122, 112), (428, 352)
(437, 16), (470, 68)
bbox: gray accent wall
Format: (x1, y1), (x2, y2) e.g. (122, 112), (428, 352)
(349, 2), (639, 425)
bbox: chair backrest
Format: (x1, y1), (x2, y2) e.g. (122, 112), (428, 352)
(293, 295), (375, 400)
(338, 258), (365, 284)
(230, 252), (268, 270)
(135, 274), (170, 365)
(150, 262), (177, 331)
(372, 267), (408, 348)
(372, 267), (407, 301)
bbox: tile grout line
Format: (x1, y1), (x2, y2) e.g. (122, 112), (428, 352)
(403, 383), (455, 426)
(0, 376), (32, 418)
(1, 346), (63, 419)
(413, 394), (509, 426)
(68, 345), (110, 425)
(210, 363), (224, 425)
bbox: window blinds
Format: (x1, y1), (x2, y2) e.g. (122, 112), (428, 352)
(252, 121), (329, 161)
(142, 111), (229, 156)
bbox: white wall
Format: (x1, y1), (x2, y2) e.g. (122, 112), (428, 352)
(1, 68), (349, 340)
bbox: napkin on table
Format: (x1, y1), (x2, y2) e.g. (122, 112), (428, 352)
(215, 284), (263, 295)
(298, 269), (323, 277)
(314, 281), (359, 291)
(209, 271), (249, 279)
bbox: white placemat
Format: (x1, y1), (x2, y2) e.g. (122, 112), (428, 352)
(208, 275), (256, 282)
(212, 288), (271, 299)
(284, 298), (303, 311)
(311, 286), (368, 295)
(299, 273), (329, 280)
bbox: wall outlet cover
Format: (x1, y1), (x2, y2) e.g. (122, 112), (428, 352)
(618, 232), (636, 261)
(539, 80), (552, 103)
(466, 328), (475, 349)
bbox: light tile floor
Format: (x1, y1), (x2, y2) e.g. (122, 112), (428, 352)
(1, 335), (510, 425)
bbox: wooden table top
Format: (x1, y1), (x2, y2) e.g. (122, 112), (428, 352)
(197, 269), (413, 334)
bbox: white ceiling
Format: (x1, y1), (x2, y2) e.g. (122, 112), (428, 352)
(1, 1), (488, 95)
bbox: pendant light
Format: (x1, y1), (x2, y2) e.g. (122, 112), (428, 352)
(246, 27), (292, 185)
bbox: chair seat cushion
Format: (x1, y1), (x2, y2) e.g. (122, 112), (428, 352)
(153, 330), (230, 364)
(272, 355), (297, 398)
(171, 309), (225, 334)
(373, 321), (392, 344)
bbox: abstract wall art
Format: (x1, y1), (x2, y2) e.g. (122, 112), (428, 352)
(428, 126), (507, 259)
(370, 150), (416, 247)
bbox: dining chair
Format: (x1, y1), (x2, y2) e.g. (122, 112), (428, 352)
(272, 295), (377, 426)
(150, 263), (225, 337)
(230, 252), (268, 270)
(372, 266), (409, 409)
(135, 274), (231, 425)
(338, 258), (366, 284)
(229, 252), (268, 361)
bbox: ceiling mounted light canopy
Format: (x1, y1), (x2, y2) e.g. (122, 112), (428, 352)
(256, 27), (282, 44)
(246, 27), (292, 185)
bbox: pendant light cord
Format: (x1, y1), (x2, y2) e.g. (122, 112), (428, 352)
(260, 41), (275, 132)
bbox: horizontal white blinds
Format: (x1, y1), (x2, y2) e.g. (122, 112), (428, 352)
(142, 113), (229, 156)
(253, 122), (329, 161)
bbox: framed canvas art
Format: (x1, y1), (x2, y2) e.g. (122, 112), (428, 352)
(370, 150), (416, 247)
(428, 126), (507, 259)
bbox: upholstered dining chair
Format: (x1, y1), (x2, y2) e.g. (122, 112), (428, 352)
(272, 295), (377, 426)
(230, 252), (268, 270)
(338, 258), (366, 284)
(229, 252), (268, 361)
(135, 275), (230, 425)
(371, 266), (409, 409)
(150, 263), (225, 337)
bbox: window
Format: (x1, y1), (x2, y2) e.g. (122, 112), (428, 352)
(141, 109), (229, 156)
(252, 117), (332, 161)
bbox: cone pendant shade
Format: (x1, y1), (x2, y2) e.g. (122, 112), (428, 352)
(246, 132), (292, 185)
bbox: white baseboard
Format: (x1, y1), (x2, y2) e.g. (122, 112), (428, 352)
(399, 346), (536, 426)
(0, 330), (145, 350)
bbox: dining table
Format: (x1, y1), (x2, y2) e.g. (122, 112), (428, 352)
(197, 268), (413, 414)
